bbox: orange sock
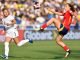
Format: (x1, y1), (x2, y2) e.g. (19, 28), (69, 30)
(63, 46), (70, 51)
(41, 23), (47, 29)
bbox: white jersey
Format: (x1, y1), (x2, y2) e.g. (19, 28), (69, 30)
(2, 15), (18, 38)
(2, 15), (17, 29)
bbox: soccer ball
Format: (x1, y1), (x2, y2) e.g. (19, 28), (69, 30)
(33, 24), (40, 31)
(36, 17), (45, 24)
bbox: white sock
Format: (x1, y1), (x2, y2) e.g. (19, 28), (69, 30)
(17, 39), (29, 47)
(4, 42), (9, 57)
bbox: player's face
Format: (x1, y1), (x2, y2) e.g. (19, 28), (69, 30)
(65, 4), (70, 11)
(3, 10), (9, 17)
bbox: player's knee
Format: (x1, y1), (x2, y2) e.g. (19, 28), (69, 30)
(52, 18), (57, 20)
(51, 18), (55, 21)
(4, 42), (9, 46)
(56, 38), (61, 43)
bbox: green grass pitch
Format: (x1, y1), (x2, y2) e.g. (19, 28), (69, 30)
(0, 40), (80, 60)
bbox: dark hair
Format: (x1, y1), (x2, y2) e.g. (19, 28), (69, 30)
(67, 3), (75, 12)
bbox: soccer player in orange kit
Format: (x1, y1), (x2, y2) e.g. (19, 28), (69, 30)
(39, 3), (77, 58)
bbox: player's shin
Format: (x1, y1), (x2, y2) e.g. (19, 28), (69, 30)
(40, 18), (54, 30)
(56, 35), (71, 57)
(63, 45), (71, 58)
(17, 38), (33, 47)
(63, 45), (70, 51)
(17, 39), (29, 46)
(4, 42), (9, 58)
(41, 23), (47, 29)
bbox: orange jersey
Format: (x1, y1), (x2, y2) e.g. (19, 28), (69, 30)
(62, 11), (72, 30)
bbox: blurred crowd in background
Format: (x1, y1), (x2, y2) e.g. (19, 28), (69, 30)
(0, 0), (80, 29)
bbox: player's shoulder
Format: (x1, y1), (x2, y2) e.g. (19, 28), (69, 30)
(2, 15), (14, 21)
(7, 15), (15, 20)
(8, 15), (14, 18)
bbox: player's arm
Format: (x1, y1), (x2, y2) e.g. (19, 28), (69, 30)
(7, 19), (16, 26)
(49, 8), (63, 15)
(53, 11), (63, 15)
(11, 19), (16, 25)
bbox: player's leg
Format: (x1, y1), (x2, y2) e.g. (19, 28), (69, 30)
(40, 18), (61, 30)
(56, 34), (71, 57)
(1, 37), (11, 59)
(13, 29), (33, 46)
(13, 37), (33, 47)
(40, 18), (71, 57)
(56, 34), (70, 51)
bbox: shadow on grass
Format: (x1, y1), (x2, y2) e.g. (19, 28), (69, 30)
(33, 49), (64, 56)
(32, 49), (80, 59)
(8, 55), (64, 59)
(0, 50), (79, 60)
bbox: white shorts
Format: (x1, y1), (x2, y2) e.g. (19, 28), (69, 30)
(6, 28), (19, 38)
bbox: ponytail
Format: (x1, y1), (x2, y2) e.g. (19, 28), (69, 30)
(67, 3), (75, 12)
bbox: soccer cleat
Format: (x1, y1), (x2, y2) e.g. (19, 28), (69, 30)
(65, 50), (71, 58)
(29, 39), (33, 43)
(39, 28), (44, 32)
(0, 55), (8, 60)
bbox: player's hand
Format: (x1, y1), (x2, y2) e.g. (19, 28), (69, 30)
(48, 8), (55, 14)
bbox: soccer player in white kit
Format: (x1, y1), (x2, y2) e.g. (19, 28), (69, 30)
(1, 8), (33, 59)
